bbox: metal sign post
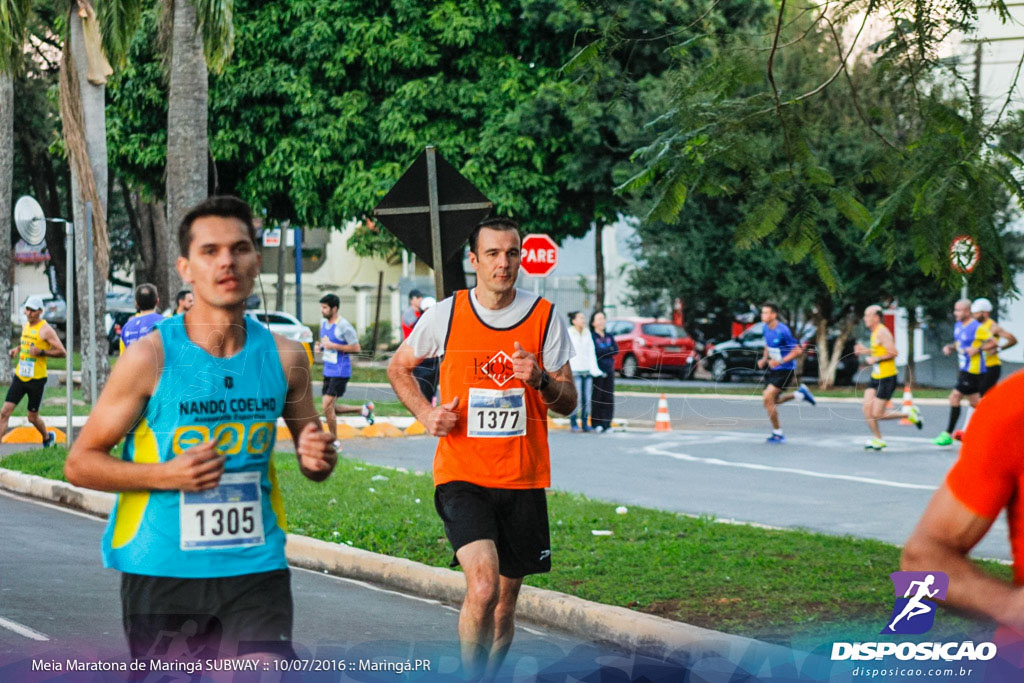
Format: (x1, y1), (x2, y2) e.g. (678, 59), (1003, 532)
(373, 146), (493, 299)
(426, 148), (445, 299)
(294, 225), (303, 321)
(85, 202), (97, 405)
(65, 222), (75, 444)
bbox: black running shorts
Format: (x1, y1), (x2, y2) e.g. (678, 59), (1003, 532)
(4, 377), (46, 413)
(955, 371), (982, 397)
(120, 569), (294, 660)
(764, 369), (794, 389)
(434, 481), (551, 579)
(980, 366), (1002, 396)
(867, 375), (897, 401)
(322, 376), (349, 398)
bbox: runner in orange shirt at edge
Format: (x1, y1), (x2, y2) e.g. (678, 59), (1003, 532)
(387, 217), (577, 679)
(902, 369), (1024, 665)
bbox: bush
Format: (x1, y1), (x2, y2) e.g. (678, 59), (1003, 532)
(359, 321), (394, 357)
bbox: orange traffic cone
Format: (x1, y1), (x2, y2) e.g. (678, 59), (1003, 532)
(899, 386), (916, 425)
(655, 394), (672, 432)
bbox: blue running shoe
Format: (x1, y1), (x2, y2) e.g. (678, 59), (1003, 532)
(766, 433), (786, 444)
(798, 383), (816, 406)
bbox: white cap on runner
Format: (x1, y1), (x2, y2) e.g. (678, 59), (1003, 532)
(971, 298), (993, 314)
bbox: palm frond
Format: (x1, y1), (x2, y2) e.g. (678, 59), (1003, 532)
(0, 0), (32, 74)
(96, 0), (145, 68)
(192, 0), (234, 73)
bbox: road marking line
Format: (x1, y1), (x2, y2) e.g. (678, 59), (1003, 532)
(0, 616), (50, 641)
(292, 567), (449, 608)
(0, 488), (105, 522)
(644, 443), (936, 490)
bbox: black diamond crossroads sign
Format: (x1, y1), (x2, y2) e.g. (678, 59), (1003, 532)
(373, 146), (493, 298)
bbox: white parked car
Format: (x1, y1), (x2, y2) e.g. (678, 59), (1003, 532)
(244, 310), (314, 366)
(244, 310), (314, 344)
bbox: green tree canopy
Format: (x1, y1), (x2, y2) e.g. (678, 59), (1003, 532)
(617, 1), (1022, 293)
(106, 0), (760, 262)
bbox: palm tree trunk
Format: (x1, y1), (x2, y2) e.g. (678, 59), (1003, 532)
(66, 9), (110, 398)
(166, 0), (208, 287)
(0, 72), (13, 384)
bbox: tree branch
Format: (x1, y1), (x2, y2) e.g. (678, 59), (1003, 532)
(756, 5), (871, 118)
(986, 43), (1024, 135)
(766, 0), (793, 158)
(822, 11), (898, 149)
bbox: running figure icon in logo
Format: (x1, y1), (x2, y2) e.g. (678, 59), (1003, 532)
(882, 571), (949, 635)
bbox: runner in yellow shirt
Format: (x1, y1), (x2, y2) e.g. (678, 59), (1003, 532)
(852, 305), (921, 451)
(0, 296), (67, 446)
(949, 298), (1020, 442)
(972, 297), (1017, 397)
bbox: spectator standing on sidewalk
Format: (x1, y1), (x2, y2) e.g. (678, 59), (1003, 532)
(401, 289), (424, 340)
(567, 310), (603, 432)
(589, 311), (618, 433)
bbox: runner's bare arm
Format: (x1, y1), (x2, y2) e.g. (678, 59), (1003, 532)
(902, 486), (1024, 630)
(40, 324), (66, 357)
(780, 342), (803, 364)
(511, 342), (576, 415)
(539, 362), (576, 416)
(388, 343), (435, 425)
(991, 323), (1018, 352)
(322, 338), (361, 354)
(65, 334), (224, 493)
(275, 335), (336, 482)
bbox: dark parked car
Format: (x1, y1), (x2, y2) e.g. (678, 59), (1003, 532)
(703, 322), (858, 385)
(606, 318), (699, 379)
(106, 309), (137, 355)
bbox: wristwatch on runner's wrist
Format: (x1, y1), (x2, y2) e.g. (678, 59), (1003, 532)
(537, 371), (550, 391)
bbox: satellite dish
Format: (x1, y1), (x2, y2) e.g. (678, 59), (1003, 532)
(14, 196), (47, 246)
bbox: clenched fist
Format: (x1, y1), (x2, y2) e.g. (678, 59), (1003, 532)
(424, 396), (460, 437)
(297, 421), (337, 480)
(163, 441), (225, 492)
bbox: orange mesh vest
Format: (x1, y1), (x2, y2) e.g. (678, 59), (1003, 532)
(435, 290), (554, 489)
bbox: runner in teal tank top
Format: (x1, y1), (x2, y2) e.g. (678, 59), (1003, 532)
(100, 313), (289, 578)
(66, 197), (337, 660)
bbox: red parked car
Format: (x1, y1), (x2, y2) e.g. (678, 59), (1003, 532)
(606, 318), (699, 379)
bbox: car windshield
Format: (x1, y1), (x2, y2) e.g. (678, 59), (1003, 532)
(739, 326), (764, 342)
(253, 313), (295, 325)
(641, 323), (687, 338)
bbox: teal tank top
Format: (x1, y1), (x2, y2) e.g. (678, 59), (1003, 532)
(101, 315), (290, 578)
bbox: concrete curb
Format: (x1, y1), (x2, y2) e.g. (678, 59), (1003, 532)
(0, 466), (782, 664)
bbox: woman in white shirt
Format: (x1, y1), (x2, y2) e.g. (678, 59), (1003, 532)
(567, 310), (603, 431)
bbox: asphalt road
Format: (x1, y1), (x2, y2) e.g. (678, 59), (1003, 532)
(0, 490), (635, 680)
(326, 394), (1011, 562)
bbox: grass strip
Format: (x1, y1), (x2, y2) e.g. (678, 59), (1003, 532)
(617, 383), (952, 399)
(335, 399), (410, 417)
(0, 447), (1004, 645)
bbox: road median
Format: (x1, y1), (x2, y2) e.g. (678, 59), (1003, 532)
(0, 462), (770, 664)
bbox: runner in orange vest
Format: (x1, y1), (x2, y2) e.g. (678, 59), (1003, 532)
(387, 217), (577, 679)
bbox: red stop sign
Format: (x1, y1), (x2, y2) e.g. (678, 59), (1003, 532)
(520, 234), (558, 277)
